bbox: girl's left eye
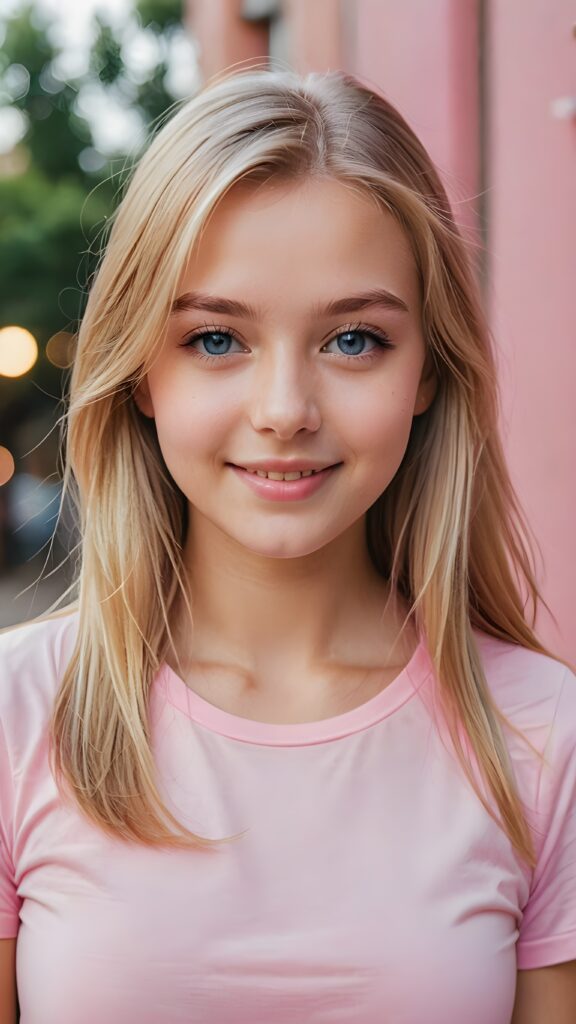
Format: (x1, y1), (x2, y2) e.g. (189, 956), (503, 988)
(181, 323), (395, 364)
(323, 326), (394, 360)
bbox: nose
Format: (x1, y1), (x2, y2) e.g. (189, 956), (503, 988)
(248, 345), (321, 439)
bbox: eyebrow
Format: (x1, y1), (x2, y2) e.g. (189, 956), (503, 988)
(169, 287), (410, 319)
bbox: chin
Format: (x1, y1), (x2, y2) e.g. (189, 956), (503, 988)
(233, 533), (332, 561)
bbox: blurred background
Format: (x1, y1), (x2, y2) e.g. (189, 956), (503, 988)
(0, 0), (574, 662)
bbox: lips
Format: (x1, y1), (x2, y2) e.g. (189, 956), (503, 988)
(228, 462), (341, 502)
(228, 461), (340, 475)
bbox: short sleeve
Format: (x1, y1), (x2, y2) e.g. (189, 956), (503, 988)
(0, 716), (21, 938)
(516, 667), (576, 969)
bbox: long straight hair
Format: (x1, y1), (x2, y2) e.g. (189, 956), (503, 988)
(45, 66), (562, 864)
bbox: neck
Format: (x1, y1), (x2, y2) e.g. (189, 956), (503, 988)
(170, 509), (416, 686)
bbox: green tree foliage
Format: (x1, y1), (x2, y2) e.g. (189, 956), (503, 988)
(1, 7), (92, 179)
(137, 0), (184, 33)
(0, 0), (188, 433)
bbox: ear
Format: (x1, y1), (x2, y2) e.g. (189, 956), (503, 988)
(132, 377), (155, 418)
(413, 351), (438, 416)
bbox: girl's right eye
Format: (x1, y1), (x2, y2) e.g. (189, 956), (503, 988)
(181, 326), (245, 363)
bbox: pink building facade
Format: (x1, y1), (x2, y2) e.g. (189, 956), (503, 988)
(185, 0), (576, 662)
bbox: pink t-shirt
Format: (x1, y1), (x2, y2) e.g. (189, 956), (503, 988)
(1, 611), (576, 1023)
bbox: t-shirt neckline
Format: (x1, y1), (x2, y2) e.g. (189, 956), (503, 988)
(156, 640), (433, 746)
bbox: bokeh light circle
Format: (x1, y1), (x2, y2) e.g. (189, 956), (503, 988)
(46, 331), (75, 368)
(0, 447), (15, 486)
(0, 326), (38, 377)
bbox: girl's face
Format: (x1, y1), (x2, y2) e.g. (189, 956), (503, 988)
(135, 177), (435, 560)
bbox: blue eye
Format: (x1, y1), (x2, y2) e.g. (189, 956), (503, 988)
(181, 322), (394, 364)
(323, 329), (393, 360)
(183, 328), (242, 359)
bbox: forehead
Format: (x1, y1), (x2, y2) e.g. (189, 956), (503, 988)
(181, 177), (420, 317)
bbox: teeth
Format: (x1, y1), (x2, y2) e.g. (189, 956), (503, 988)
(251, 469), (320, 480)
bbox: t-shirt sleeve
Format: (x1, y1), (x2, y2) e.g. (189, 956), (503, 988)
(0, 716), (21, 938)
(516, 666), (576, 969)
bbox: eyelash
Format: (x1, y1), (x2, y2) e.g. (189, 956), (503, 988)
(181, 322), (394, 364)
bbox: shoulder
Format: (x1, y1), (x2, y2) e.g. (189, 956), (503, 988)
(0, 609), (79, 723)
(473, 628), (574, 724)
(473, 629), (576, 803)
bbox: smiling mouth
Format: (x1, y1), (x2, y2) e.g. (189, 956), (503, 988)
(236, 467), (327, 481)
(229, 463), (342, 481)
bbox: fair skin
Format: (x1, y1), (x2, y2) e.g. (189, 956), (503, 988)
(0, 937), (17, 1022)
(135, 176), (436, 722)
(511, 962), (576, 1022)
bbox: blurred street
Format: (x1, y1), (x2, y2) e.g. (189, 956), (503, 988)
(0, 552), (73, 628)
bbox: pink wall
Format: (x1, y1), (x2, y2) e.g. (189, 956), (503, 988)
(284, 0), (343, 73)
(487, 1), (576, 660)
(185, 0), (268, 81)
(350, 0), (480, 242)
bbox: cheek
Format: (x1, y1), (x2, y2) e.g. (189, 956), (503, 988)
(344, 380), (419, 465)
(148, 372), (236, 475)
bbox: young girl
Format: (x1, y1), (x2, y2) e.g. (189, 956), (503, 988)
(1, 67), (575, 1024)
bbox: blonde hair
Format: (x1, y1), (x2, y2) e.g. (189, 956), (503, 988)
(42, 66), (561, 864)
